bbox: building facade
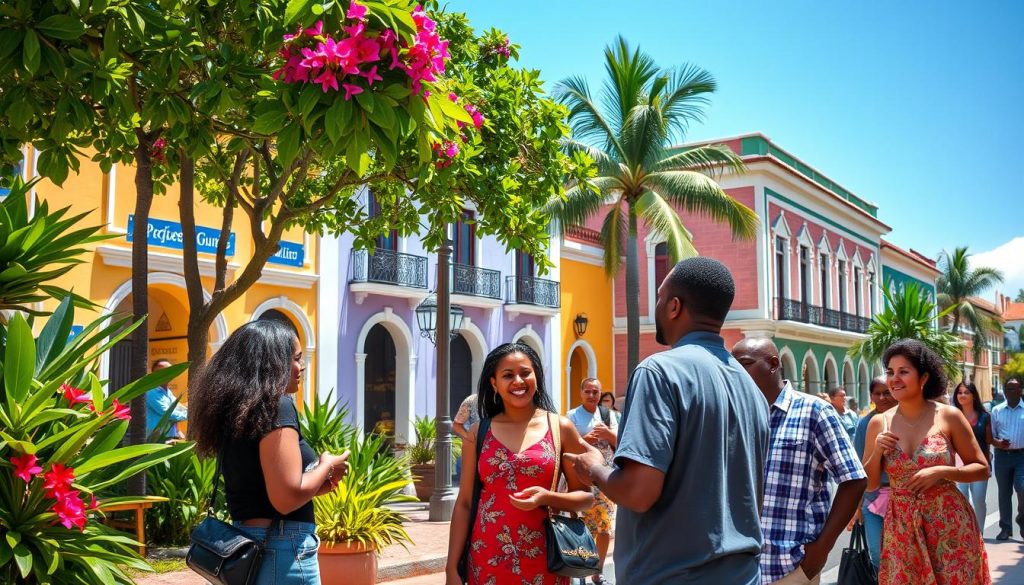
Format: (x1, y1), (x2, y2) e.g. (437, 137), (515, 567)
(318, 193), (562, 442)
(958, 297), (1004, 402)
(13, 148), (322, 406)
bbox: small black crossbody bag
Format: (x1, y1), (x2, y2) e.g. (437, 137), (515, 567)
(544, 412), (600, 577)
(186, 458), (267, 585)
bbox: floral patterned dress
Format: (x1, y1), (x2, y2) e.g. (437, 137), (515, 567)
(468, 425), (567, 585)
(880, 431), (990, 585)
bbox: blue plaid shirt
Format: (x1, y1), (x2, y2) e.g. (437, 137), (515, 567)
(760, 383), (866, 584)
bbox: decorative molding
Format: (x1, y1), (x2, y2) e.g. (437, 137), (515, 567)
(349, 282), (429, 309)
(512, 324), (545, 357)
(505, 304), (560, 321)
(257, 266), (320, 289)
(560, 245), (604, 267)
(96, 245), (239, 279)
(451, 293), (504, 311)
(354, 307), (416, 443)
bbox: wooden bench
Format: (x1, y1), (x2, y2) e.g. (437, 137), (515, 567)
(102, 497), (169, 555)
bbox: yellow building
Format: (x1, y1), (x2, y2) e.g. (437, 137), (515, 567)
(18, 147), (321, 408)
(559, 226), (614, 412)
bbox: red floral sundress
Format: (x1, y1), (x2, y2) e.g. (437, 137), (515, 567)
(468, 425), (568, 585)
(879, 431), (990, 585)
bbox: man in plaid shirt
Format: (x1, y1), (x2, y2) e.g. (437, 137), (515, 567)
(733, 338), (866, 585)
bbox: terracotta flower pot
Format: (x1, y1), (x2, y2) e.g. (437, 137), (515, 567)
(411, 463), (435, 502)
(318, 541), (377, 585)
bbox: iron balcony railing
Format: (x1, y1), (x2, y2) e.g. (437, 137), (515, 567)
(451, 263), (502, 299)
(776, 297), (870, 334)
(506, 275), (560, 308)
(350, 249), (428, 289)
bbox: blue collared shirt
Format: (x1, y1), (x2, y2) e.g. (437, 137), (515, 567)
(146, 386), (187, 440)
(760, 383), (866, 584)
(991, 401), (1024, 450)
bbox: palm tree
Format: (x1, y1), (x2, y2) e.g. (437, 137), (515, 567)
(1015, 288), (1024, 303)
(547, 37), (759, 376)
(850, 282), (963, 378)
(937, 247), (1004, 367)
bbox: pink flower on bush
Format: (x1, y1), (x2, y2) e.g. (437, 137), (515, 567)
(42, 463), (75, 500)
(432, 140), (459, 169)
(150, 138), (168, 163)
(10, 453), (42, 483)
(399, 5), (449, 96)
(464, 104), (484, 130)
(108, 398), (131, 421)
(61, 383), (91, 407)
(52, 490), (87, 531)
(346, 1), (368, 22)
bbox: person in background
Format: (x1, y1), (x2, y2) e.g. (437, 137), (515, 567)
(733, 338), (866, 585)
(847, 398), (859, 415)
(189, 319), (350, 585)
(991, 377), (1024, 540)
(952, 381), (991, 531)
(863, 339), (989, 584)
(850, 377), (896, 573)
(146, 359), (188, 442)
(566, 257), (769, 585)
(599, 391), (620, 420)
(828, 387), (858, 439)
(567, 378), (618, 584)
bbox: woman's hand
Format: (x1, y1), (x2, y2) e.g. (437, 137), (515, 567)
(904, 466), (948, 492)
(509, 486), (550, 511)
(320, 450), (351, 479)
(846, 506), (863, 531)
(873, 431), (899, 457)
(445, 567), (463, 585)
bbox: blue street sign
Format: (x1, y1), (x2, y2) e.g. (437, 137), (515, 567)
(269, 240), (305, 267)
(126, 215), (235, 256)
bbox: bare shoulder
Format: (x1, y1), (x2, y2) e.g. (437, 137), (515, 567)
(938, 404), (968, 425)
(866, 413), (885, 433)
(557, 414), (578, 436)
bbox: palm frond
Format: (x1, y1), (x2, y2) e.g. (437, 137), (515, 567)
(560, 138), (618, 172)
(656, 143), (745, 177)
(620, 102), (668, 169)
(659, 63), (716, 141)
(599, 36), (659, 143)
(599, 201), (628, 278)
(553, 75), (625, 160)
(635, 190), (698, 263)
(643, 170), (759, 239)
(545, 176), (618, 227)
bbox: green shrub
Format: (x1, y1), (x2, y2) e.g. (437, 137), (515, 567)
(145, 451), (223, 546)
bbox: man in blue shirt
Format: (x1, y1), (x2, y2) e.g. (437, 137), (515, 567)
(567, 257), (769, 584)
(992, 377), (1024, 540)
(733, 338), (866, 585)
(146, 359), (187, 442)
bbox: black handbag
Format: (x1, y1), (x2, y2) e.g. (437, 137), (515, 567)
(837, 521), (878, 585)
(186, 459), (265, 585)
(457, 417), (491, 584)
(544, 413), (600, 577)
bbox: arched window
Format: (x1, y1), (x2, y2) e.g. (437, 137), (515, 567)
(654, 242), (670, 287)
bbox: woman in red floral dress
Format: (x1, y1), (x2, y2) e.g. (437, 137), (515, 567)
(446, 342), (594, 585)
(863, 340), (991, 585)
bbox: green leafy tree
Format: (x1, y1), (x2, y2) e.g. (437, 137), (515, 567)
(1015, 288), (1024, 303)
(937, 246), (1004, 367)
(851, 281), (964, 378)
(546, 37), (758, 376)
(1004, 352), (1024, 382)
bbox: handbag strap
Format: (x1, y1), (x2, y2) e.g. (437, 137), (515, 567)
(207, 456), (223, 517)
(548, 412), (560, 493)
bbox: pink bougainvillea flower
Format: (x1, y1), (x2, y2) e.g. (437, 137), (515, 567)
(360, 65), (383, 85)
(448, 92), (458, 102)
(42, 463), (75, 499)
(304, 20), (324, 38)
(444, 141), (459, 158)
(282, 23), (304, 41)
(343, 83), (364, 100)
(10, 453), (43, 483)
(314, 69), (340, 92)
(300, 45), (327, 72)
(52, 490), (87, 531)
(61, 383), (92, 407)
(90, 494), (99, 509)
(109, 398), (131, 421)
(464, 104), (484, 129)
(347, 1), (368, 22)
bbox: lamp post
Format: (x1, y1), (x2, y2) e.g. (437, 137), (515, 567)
(414, 239), (463, 521)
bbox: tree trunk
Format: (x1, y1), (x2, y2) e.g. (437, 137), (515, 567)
(178, 155), (213, 371)
(625, 205), (641, 379)
(127, 136), (154, 496)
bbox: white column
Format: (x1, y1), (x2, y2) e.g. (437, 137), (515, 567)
(318, 235), (341, 403)
(354, 353), (367, 429)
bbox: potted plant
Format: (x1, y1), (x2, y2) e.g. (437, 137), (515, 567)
(407, 415), (436, 501)
(314, 430), (417, 585)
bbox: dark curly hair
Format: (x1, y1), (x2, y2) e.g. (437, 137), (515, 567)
(952, 381), (985, 415)
(882, 339), (948, 400)
(188, 319), (298, 457)
(477, 341), (555, 420)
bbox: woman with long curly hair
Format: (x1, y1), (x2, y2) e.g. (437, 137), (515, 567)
(189, 319), (350, 584)
(445, 342), (595, 585)
(863, 339), (990, 584)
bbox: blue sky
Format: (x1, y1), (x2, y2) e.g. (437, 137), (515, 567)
(447, 0), (1024, 295)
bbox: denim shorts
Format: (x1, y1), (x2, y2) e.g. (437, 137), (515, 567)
(233, 520), (321, 585)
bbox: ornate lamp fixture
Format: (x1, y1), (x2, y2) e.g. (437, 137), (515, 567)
(573, 312), (589, 338)
(415, 294), (464, 344)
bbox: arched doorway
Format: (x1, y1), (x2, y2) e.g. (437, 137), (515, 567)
(823, 354), (839, 395)
(801, 351), (820, 394)
(858, 361), (871, 408)
(568, 347), (588, 409)
(450, 333), (473, 418)
(779, 347), (798, 386)
(109, 286), (194, 396)
(842, 359), (856, 403)
(363, 324), (397, 438)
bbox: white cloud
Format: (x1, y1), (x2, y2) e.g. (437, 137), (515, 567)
(972, 237), (1024, 299)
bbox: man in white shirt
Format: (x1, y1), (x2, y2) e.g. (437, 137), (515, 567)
(992, 378), (1024, 540)
(566, 378), (617, 585)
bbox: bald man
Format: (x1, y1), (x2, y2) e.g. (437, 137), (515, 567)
(732, 338), (866, 585)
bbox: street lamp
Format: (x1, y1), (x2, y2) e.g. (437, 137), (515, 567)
(573, 313), (589, 338)
(415, 239), (461, 521)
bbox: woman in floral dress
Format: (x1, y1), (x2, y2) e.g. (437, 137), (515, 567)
(863, 339), (991, 585)
(446, 342), (594, 585)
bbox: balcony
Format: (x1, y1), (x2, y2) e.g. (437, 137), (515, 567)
(776, 297), (869, 334)
(349, 249), (429, 307)
(504, 275), (560, 318)
(452, 263), (502, 299)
